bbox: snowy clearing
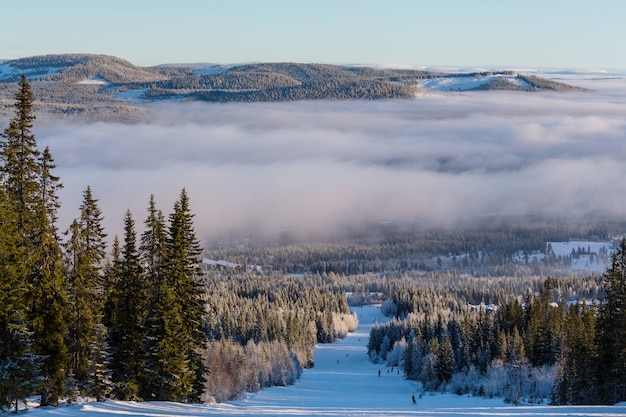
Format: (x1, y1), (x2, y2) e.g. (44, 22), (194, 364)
(418, 74), (530, 92)
(0, 63), (65, 82)
(16, 305), (626, 417)
(512, 240), (616, 272)
(77, 77), (109, 86)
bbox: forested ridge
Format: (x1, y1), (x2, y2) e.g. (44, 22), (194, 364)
(0, 54), (586, 120)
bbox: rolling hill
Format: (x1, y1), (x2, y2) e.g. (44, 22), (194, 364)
(0, 54), (587, 120)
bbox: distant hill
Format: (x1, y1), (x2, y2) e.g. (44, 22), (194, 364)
(0, 54), (588, 120)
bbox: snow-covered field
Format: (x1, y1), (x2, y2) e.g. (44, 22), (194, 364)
(18, 305), (626, 417)
(512, 240), (616, 272)
(418, 73), (530, 91)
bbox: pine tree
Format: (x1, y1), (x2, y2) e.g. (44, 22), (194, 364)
(1, 75), (68, 407)
(554, 302), (596, 404)
(139, 195), (168, 400)
(0, 75), (40, 239)
(109, 210), (145, 400)
(28, 228), (68, 407)
(435, 335), (455, 387)
(102, 236), (121, 331)
(0, 187), (39, 412)
(64, 186), (108, 396)
(156, 189), (207, 402)
(151, 283), (194, 401)
(38, 147), (63, 232)
(29, 147), (68, 407)
(595, 238), (626, 404)
(86, 323), (111, 401)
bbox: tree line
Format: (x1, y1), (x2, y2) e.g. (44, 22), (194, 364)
(205, 219), (618, 278)
(202, 271), (356, 402)
(0, 75), (207, 411)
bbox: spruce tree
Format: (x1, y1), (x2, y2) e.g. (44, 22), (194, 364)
(435, 335), (454, 386)
(139, 195), (168, 400)
(28, 229), (68, 407)
(595, 238), (626, 404)
(64, 186), (108, 396)
(147, 189), (206, 402)
(109, 210), (145, 400)
(29, 146), (68, 406)
(102, 236), (121, 331)
(554, 302), (597, 404)
(38, 147), (62, 231)
(0, 74), (40, 238)
(0, 187), (39, 412)
(1, 75), (68, 407)
(165, 189), (207, 402)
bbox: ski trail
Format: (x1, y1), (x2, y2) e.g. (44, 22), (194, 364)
(23, 305), (626, 417)
(233, 305), (433, 409)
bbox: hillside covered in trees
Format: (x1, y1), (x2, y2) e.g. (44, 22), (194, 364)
(0, 54), (586, 120)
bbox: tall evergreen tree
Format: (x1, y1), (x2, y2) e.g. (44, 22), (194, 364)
(165, 189), (207, 402)
(0, 75), (68, 407)
(28, 229), (68, 407)
(554, 301), (597, 404)
(139, 195), (168, 400)
(595, 238), (626, 404)
(103, 236), (121, 331)
(109, 210), (145, 400)
(29, 145), (68, 407)
(38, 147), (62, 232)
(64, 186), (108, 396)
(0, 187), (39, 412)
(0, 75), (40, 238)
(435, 335), (455, 387)
(145, 189), (206, 402)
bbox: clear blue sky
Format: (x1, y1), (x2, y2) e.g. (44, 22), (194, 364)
(2, 0), (625, 69)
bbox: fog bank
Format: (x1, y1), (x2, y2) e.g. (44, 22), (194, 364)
(34, 75), (626, 244)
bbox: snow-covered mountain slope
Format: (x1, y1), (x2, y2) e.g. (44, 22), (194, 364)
(418, 73), (531, 91)
(0, 54), (590, 121)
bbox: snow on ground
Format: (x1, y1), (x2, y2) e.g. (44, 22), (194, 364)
(0, 62), (65, 82)
(418, 74), (529, 92)
(77, 77), (109, 86)
(513, 240), (615, 272)
(112, 88), (148, 103)
(18, 304), (626, 417)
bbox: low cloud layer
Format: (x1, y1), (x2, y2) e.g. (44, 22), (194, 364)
(34, 75), (626, 244)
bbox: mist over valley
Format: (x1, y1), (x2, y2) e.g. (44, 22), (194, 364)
(17, 70), (624, 251)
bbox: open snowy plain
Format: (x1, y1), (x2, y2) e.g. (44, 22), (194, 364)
(19, 305), (626, 417)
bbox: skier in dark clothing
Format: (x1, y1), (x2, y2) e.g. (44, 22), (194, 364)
(412, 394), (417, 405)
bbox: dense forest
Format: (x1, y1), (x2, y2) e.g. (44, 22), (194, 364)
(204, 218), (619, 277)
(365, 260), (626, 405)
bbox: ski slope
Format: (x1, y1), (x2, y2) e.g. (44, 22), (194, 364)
(22, 305), (626, 417)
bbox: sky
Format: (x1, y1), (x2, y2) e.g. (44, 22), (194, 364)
(2, 0), (626, 69)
